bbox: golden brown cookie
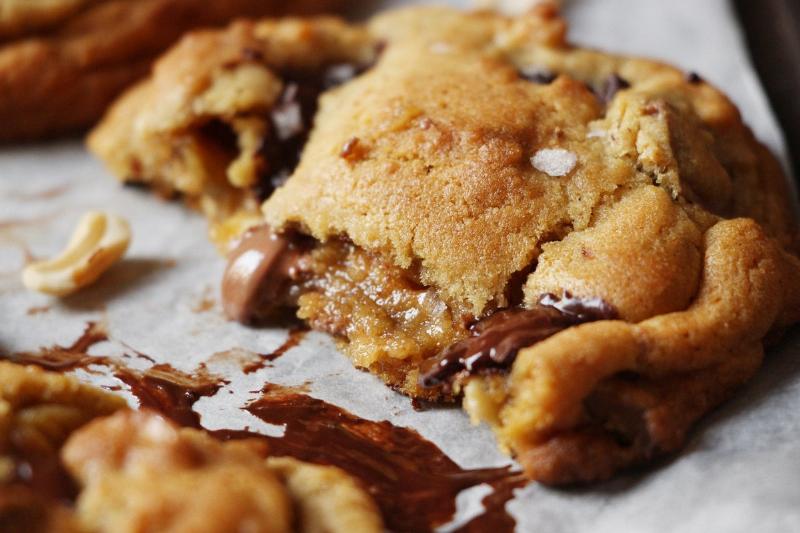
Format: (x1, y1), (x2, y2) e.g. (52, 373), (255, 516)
(0, 0), (351, 142)
(90, 6), (800, 484)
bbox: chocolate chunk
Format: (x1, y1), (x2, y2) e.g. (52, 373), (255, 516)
(519, 67), (557, 84)
(221, 225), (308, 323)
(538, 291), (616, 322)
(686, 71), (703, 84)
(420, 292), (617, 387)
(599, 73), (631, 104)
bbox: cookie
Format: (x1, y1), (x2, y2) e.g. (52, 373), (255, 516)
(0, 361), (383, 532)
(63, 410), (383, 533)
(90, 5), (800, 484)
(0, 0), (350, 142)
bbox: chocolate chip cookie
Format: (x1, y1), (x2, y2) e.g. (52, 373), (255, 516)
(90, 5), (800, 485)
(0, 0), (350, 142)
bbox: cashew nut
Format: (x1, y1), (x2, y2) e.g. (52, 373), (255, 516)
(22, 211), (131, 296)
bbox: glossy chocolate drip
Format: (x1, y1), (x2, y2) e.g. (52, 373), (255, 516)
(7, 321), (110, 371)
(114, 365), (223, 429)
(221, 225), (308, 323)
(215, 385), (518, 533)
(421, 292), (617, 387)
(242, 327), (307, 374)
(455, 473), (528, 532)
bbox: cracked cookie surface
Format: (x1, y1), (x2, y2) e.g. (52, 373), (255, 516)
(90, 5), (800, 484)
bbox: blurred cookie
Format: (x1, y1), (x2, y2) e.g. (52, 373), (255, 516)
(0, 0), (351, 142)
(63, 409), (383, 533)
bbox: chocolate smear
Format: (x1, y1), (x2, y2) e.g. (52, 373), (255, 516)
(242, 327), (307, 374)
(421, 292), (617, 387)
(216, 385), (520, 533)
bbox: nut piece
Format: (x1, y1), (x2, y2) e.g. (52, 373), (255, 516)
(22, 211), (131, 296)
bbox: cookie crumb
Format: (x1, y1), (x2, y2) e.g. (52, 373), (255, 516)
(531, 148), (577, 176)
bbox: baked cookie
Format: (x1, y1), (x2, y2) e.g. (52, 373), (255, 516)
(0, 0), (350, 142)
(90, 6), (800, 484)
(0, 361), (383, 532)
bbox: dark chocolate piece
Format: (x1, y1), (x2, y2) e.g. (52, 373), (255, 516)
(420, 292), (617, 387)
(519, 67), (557, 84)
(220, 225), (307, 323)
(599, 73), (631, 104)
(686, 71), (703, 84)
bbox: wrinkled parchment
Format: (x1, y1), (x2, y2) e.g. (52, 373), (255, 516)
(1, 1), (798, 531)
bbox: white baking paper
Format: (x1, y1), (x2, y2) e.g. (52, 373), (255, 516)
(1, 1), (798, 532)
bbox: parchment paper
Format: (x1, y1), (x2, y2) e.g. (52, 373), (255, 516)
(1, 1), (798, 532)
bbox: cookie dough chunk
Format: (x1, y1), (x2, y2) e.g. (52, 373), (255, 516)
(92, 5), (800, 483)
(62, 409), (383, 533)
(0, 0), (351, 142)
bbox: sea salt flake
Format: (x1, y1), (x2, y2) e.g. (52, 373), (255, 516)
(587, 129), (607, 139)
(530, 148), (577, 176)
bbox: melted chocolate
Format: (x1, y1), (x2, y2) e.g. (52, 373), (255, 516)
(5, 322), (224, 430)
(221, 225), (308, 323)
(254, 62), (374, 201)
(421, 292), (617, 387)
(216, 385), (519, 532)
(242, 327), (307, 374)
(5, 323), (526, 532)
(114, 365), (223, 429)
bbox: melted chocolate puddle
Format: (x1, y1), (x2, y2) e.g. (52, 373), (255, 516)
(243, 328), (307, 374)
(216, 385), (520, 532)
(4, 323), (525, 532)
